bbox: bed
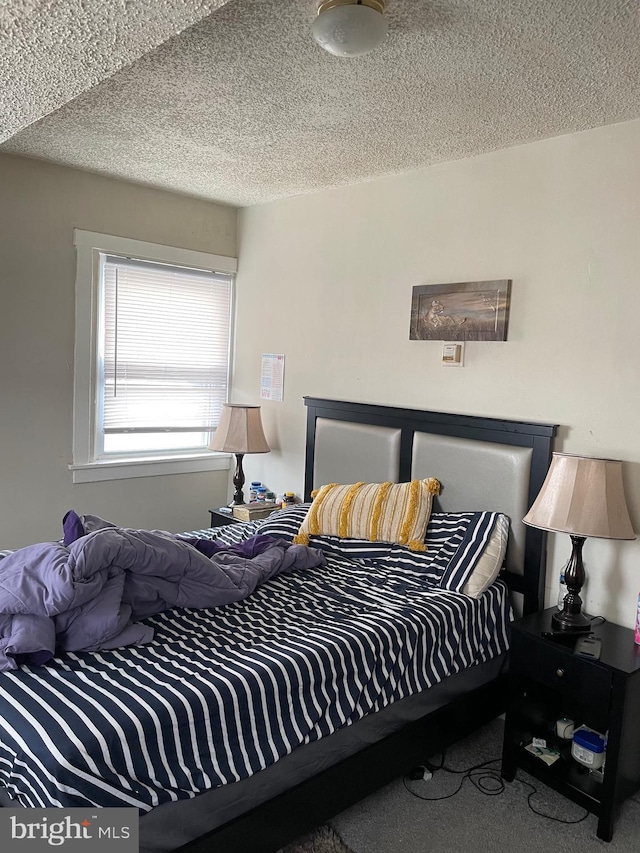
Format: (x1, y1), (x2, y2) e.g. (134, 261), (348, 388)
(0, 397), (557, 852)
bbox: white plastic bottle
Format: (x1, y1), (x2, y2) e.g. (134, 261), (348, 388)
(557, 568), (567, 610)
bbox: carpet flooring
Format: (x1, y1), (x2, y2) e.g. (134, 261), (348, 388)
(305, 717), (640, 853)
(279, 825), (356, 853)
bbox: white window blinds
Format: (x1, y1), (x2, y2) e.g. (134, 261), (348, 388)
(101, 255), (232, 436)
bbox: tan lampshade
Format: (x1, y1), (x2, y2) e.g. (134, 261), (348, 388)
(208, 404), (270, 454)
(523, 452), (635, 540)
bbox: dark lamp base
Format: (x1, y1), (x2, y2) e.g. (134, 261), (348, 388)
(551, 608), (592, 634)
(551, 535), (592, 635)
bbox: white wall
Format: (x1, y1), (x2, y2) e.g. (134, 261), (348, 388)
(0, 154), (237, 547)
(236, 119), (640, 629)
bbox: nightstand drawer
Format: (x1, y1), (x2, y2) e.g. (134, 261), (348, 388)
(511, 631), (612, 712)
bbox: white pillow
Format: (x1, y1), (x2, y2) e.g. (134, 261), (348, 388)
(462, 513), (509, 598)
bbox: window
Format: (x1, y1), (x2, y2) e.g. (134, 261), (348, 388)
(100, 255), (232, 456)
(72, 231), (237, 483)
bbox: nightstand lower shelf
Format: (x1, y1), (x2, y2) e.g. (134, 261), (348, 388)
(504, 743), (605, 813)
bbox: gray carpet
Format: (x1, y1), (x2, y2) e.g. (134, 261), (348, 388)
(320, 717), (640, 852)
(279, 824), (355, 853)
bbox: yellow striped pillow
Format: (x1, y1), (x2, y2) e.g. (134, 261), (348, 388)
(293, 479), (441, 552)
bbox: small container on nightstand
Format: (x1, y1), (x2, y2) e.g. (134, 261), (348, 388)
(208, 507), (239, 527)
(571, 726), (606, 770)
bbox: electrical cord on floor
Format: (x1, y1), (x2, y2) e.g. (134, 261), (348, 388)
(403, 753), (590, 825)
(403, 756), (504, 802)
(516, 775), (589, 825)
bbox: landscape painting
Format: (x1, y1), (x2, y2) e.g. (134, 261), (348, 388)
(409, 280), (512, 342)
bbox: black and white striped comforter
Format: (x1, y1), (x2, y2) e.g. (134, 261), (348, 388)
(0, 511), (511, 811)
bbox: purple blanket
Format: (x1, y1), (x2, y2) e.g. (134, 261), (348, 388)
(0, 518), (325, 671)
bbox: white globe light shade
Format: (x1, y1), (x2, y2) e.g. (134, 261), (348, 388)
(312, 4), (388, 58)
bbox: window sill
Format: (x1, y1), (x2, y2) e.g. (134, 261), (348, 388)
(69, 453), (232, 484)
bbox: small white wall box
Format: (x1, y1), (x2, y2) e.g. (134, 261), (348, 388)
(441, 342), (465, 367)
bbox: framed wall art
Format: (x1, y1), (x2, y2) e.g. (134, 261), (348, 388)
(409, 280), (512, 342)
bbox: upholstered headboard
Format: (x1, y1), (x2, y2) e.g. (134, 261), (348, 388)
(303, 397), (557, 615)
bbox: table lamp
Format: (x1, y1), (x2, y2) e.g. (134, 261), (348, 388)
(208, 404), (270, 505)
(523, 452), (635, 633)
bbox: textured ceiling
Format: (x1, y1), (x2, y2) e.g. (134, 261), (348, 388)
(0, 1), (232, 142)
(2, 0), (640, 207)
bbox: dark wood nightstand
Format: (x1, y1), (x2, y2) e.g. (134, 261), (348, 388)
(208, 507), (239, 527)
(501, 607), (640, 841)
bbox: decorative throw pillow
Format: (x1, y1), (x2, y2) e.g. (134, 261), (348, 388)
(462, 513), (509, 598)
(293, 479), (441, 552)
(257, 504), (311, 541)
(435, 512), (509, 595)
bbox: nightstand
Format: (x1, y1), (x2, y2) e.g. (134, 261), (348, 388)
(501, 608), (640, 841)
(208, 507), (239, 527)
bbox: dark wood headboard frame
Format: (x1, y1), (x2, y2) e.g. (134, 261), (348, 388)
(303, 397), (557, 615)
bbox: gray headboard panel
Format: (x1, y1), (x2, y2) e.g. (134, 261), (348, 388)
(411, 432), (532, 576)
(313, 419), (401, 487)
(303, 397), (557, 615)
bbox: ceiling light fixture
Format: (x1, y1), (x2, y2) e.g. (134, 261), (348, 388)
(312, 0), (388, 58)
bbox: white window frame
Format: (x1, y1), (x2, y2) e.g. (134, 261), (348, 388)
(71, 230), (237, 484)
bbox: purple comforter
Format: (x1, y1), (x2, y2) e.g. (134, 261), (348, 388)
(0, 522), (325, 671)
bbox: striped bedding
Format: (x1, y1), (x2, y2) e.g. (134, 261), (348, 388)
(0, 509), (511, 812)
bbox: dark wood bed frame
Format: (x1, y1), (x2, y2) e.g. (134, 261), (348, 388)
(177, 398), (557, 853)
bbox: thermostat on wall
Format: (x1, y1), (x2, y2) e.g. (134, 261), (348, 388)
(441, 341), (465, 367)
